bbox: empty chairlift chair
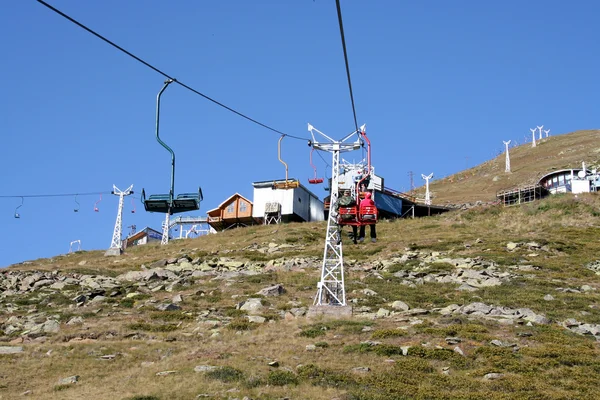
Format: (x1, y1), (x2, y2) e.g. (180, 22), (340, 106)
(272, 135), (300, 190)
(141, 79), (203, 215)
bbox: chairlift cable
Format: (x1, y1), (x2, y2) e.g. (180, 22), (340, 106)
(35, 0), (309, 142)
(335, 0), (359, 134)
(0, 191), (112, 199)
(315, 148), (331, 169)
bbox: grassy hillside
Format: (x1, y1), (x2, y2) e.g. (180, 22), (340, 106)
(420, 129), (600, 205)
(2, 193), (600, 399)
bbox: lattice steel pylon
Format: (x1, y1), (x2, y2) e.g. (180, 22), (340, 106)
(105, 184), (134, 256)
(309, 123), (363, 306)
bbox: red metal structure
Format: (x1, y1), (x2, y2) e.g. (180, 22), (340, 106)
(308, 148), (324, 184)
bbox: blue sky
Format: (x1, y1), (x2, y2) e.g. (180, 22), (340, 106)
(1, 0), (599, 266)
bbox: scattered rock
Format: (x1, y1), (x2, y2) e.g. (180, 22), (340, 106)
(391, 300), (410, 311)
(66, 317), (84, 325)
(256, 284), (285, 296)
(156, 370), (177, 376)
(445, 337), (461, 345)
(172, 294), (183, 303)
(376, 308), (390, 318)
(194, 365), (218, 373)
(483, 373), (504, 380)
(453, 347), (464, 357)
(58, 375), (79, 385)
(247, 315), (266, 324)
(0, 346), (23, 354)
(238, 298), (264, 315)
(155, 303), (181, 312)
(506, 242), (519, 250)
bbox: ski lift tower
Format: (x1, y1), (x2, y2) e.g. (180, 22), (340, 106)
(105, 184), (134, 256)
(308, 123), (363, 312)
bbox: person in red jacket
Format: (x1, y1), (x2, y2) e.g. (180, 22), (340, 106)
(358, 192), (377, 243)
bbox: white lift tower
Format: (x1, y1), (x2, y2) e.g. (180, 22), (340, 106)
(308, 123), (363, 309)
(422, 173), (433, 206)
(105, 184), (134, 256)
(503, 140), (512, 173)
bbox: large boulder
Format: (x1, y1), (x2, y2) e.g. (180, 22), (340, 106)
(256, 284), (285, 297)
(238, 298), (264, 315)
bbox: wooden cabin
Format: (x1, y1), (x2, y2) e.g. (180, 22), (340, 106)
(206, 193), (260, 231)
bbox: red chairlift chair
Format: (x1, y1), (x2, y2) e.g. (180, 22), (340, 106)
(337, 130), (378, 228)
(337, 192), (378, 228)
(308, 148), (324, 185)
(94, 194), (102, 212)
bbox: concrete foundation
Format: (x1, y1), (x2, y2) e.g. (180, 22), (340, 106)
(307, 305), (353, 319)
(104, 247), (122, 256)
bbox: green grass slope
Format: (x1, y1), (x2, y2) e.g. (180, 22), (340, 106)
(1, 193), (600, 399)
(422, 129), (600, 205)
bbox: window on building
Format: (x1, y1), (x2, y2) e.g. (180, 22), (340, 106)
(240, 201), (247, 212)
(227, 203), (235, 213)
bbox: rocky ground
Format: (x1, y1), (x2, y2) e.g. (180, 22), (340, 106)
(2, 196), (600, 399)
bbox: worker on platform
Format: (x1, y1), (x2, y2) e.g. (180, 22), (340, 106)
(358, 192), (377, 243)
(335, 189), (358, 244)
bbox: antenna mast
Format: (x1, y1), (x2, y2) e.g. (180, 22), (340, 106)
(308, 123), (362, 308)
(422, 173), (433, 205)
(503, 140), (511, 173)
(105, 184), (134, 256)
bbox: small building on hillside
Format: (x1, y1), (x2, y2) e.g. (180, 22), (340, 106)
(124, 227), (164, 248)
(498, 164), (600, 206)
(206, 193), (260, 231)
(252, 179), (324, 224)
(538, 168), (599, 194)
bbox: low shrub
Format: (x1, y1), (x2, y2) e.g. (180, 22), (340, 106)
(299, 327), (326, 338)
(267, 370), (299, 386)
(126, 323), (178, 332)
(205, 366), (244, 383)
(371, 329), (407, 339)
(227, 318), (257, 331)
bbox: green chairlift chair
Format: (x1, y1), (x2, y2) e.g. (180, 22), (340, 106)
(141, 79), (203, 215)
